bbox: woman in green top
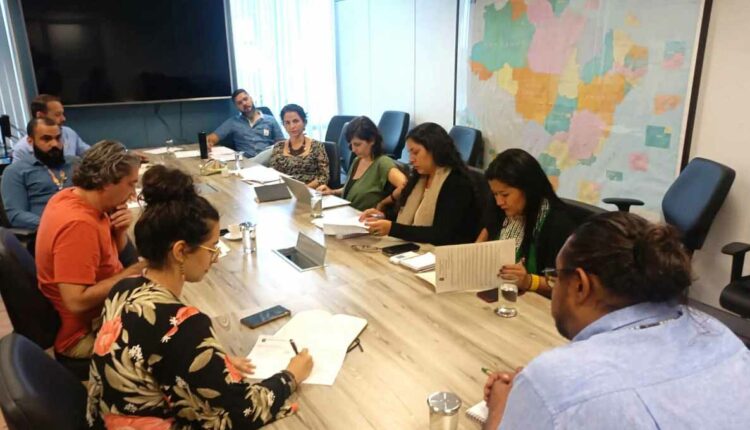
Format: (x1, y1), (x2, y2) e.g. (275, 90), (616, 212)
(317, 116), (407, 211)
(479, 149), (576, 298)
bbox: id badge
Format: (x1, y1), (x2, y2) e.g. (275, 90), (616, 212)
(263, 128), (270, 137)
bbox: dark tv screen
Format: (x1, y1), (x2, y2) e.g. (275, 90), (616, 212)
(22, 0), (232, 105)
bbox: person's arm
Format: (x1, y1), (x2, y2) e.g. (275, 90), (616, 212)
(0, 166), (40, 229)
(476, 228), (489, 243)
(68, 128), (90, 155)
(493, 373), (554, 430)
(389, 173), (475, 245)
(58, 262), (145, 314)
(160, 312), (312, 428)
(208, 118), (233, 148)
(307, 142), (329, 188)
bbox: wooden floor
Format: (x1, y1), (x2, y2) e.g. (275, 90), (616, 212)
(0, 299), (11, 429)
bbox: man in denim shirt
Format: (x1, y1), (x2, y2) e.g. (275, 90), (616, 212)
(207, 89), (284, 157)
(484, 212), (750, 429)
(12, 94), (89, 163)
(2, 118), (75, 229)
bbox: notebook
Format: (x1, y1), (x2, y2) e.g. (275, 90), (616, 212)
(466, 401), (488, 424)
(399, 252), (436, 272)
(239, 165), (282, 184)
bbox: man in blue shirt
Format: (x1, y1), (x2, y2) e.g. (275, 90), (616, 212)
(484, 212), (750, 429)
(2, 118), (75, 229)
(11, 94), (89, 163)
(207, 89), (284, 157)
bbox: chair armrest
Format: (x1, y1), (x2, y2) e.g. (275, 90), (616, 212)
(9, 228), (35, 239)
(602, 198), (645, 212)
(722, 242), (750, 282)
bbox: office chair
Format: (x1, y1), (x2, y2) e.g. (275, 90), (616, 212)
(257, 106), (274, 118)
(560, 198), (608, 227)
(603, 157), (735, 253)
(449, 126), (483, 168)
(719, 242), (750, 318)
(323, 141), (342, 189)
(378, 111), (410, 159)
(325, 115), (356, 144)
(338, 122), (354, 182)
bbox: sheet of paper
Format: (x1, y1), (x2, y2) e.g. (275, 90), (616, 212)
(239, 165), (281, 184)
(415, 271), (436, 287)
(321, 216), (368, 236)
(246, 335), (346, 386)
(143, 146), (184, 155)
(400, 252), (435, 272)
(210, 146), (236, 156)
(174, 150), (201, 159)
(217, 240), (230, 259)
(211, 153), (236, 162)
(433, 239), (515, 293)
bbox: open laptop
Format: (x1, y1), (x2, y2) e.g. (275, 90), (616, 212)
(281, 176), (350, 209)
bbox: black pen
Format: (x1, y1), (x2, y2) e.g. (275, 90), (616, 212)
(290, 339), (299, 355)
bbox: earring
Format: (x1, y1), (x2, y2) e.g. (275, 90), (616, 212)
(179, 262), (185, 280)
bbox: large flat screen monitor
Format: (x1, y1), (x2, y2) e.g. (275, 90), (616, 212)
(21, 0), (232, 105)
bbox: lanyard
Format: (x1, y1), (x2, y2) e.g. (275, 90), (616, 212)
(47, 168), (67, 191)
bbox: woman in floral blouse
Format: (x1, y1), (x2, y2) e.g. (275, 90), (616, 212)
(86, 165), (313, 429)
(269, 104), (330, 188)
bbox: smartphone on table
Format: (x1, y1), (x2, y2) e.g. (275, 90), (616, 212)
(381, 242), (420, 256)
(240, 305), (291, 329)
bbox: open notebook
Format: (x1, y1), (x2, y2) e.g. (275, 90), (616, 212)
(246, 310), (367, 385)
(466, 401), (488, 424)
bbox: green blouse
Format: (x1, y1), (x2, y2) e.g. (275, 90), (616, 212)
(343, 155), (396, 211)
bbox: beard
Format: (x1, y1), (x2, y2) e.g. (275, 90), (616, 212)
(33, 145), (65, 168)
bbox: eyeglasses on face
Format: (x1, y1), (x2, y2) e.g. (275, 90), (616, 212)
(199, 244), (221, 262)
(541, 267), (577, 288)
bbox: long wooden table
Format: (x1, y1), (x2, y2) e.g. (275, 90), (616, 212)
(144, 152), (566, 429)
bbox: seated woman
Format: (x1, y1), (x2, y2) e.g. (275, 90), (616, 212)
(362, 122), (481, 245)
(87, 165), (313, 429)
(269, 104), (329, 188)
(317, 116), (407, 211)
(478, 148), (576, 298)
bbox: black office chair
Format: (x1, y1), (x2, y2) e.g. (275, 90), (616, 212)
(325, 115), (356, 144)
(0, 227), (90, 380)
(0, 333), (87, 430)
(0, 176), (35, 241)
(257, 106), (274, 118)
(338, 121), (354, 181)
(378, 111), (410, 159)
(323, 141), (341, 189)
(720, 243), (750, 318)
(560, 198), (608, 227)
(467, 166), (495, 239)
(449, 126), (483, 168)
(603, 157), (735, 253)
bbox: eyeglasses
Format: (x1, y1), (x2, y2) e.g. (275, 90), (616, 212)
(199, 245), (221, 262)
(542, 267), (577, 288)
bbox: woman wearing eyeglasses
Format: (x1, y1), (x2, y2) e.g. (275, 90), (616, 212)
(87, 165), (313, 429)
(479, 149), (577, 298)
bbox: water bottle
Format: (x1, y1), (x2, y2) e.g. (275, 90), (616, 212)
(427, 391), (461, 430)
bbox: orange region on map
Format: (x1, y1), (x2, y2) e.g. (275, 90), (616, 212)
(471, 60), (493, 81)
(577, 72), (626, 127)
(654, 95), (681, 115)
(510, 0), (527, 20)
(513, 67), (559, 124)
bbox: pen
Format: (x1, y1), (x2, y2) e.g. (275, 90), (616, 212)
(290, 339), (299, 355)
(481, 367), (492, 376)
(365, 213), (385, 220)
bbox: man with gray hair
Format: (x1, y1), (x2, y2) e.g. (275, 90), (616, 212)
(36, 140), (146, 358)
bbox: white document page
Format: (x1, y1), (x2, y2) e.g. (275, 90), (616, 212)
(239, 165), (281, 184)
(400, 252), (436, 272)
(321, 216), (368, 236)
(433, 239), (515, 293)
(143, 146), (184, 155)
(174, 150), (201, 159)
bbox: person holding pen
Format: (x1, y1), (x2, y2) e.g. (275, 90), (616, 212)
(87, 165), (313, 429)
(359, 122), (481, 245)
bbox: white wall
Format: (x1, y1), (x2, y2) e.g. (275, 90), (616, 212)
(688, 0), (750, 310)
(335, 0), (456, 130)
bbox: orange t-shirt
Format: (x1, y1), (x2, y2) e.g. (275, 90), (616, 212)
(36, 188), (123, 353)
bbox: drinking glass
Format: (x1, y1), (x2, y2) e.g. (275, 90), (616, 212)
(495, 275), (518, 318)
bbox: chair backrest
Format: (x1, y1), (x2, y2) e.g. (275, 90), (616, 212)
(257, 106), (274, 118)
(0, 227), (59, 349)
(662, 157), (735, 251)
(378, 111), (410, 159)
(449, 126), (483, 167)
(323, 141), (341, 189)
(338, 121), (354, 174)
(467, 166), (494, 238)
(0, 333), (87, 430)
(324, 115), (356, 143)
(560, 198), (608, 227)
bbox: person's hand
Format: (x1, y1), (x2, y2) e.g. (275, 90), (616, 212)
(228, 355), (256, 375)
(483, 368), (523, 402)
(484, 368), (523, 429)
(359, 208), (385, 222)
(365, 219), (392, 236)
(286, 348), (313, 383)
(317, 184), (333, 195)
(499, 259), (531, 294)
(110, 204), (134, 233)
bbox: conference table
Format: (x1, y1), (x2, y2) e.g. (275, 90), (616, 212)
(143, 151), (566, 429)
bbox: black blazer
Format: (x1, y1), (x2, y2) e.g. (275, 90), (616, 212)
(389, 170), (480, 245)
(486, 202), (577, 274)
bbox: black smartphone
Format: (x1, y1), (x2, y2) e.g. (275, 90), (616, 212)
(381, 242), (420, 256)
(240, 305), (291, 329)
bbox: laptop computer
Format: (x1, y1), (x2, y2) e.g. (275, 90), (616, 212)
(254, 183), (292, 202)
(281, 176), (350, 209)
(272, 233), (326, 271)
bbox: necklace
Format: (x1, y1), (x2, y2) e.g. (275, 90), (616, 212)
(47, 168), (67, 191)
(288, 137), (306, 156)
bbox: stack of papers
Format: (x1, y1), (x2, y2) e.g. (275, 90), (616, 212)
(399, 252), (436, 272)
(312, 216), (368, 236)
(174, 150), (202, 159)
(210, 146), (237, 162)
(143, 146), (183, 155)
(239, 165), (281, 184)
(246, 310), (367, 385)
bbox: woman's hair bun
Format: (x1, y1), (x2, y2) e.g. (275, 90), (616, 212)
(140, 165), (197, 206)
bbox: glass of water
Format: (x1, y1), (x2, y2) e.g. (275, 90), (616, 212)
(310, 191), (324, 218)
(495, 275), (519, 318)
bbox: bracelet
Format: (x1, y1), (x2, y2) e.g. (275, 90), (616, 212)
(529, 274), (540, 292)
(281, 370), (298, 392)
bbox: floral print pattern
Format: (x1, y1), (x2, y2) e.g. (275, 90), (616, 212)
(87, 277), (296, 429)
(269, 139), (330, 186)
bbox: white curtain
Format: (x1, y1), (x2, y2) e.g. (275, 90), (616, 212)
(229, 0), (338, 141)
(0, 0), (28, 156)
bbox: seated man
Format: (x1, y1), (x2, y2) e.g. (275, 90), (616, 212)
(207, 89), (284, 157)
(36, 140), (145, 358)
(12, 94), (89, 162)
(1, 118), (76, 229)
(483, 212), (750, 429)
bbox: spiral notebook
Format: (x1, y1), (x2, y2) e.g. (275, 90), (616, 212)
(466, 401), (488, 424)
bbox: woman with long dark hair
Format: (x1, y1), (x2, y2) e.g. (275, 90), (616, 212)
(361, 122), (481, 245)
(480, 148), (576, 297)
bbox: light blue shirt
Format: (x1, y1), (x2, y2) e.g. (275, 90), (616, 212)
(11, 125), (89, 163)
(499, 302), (750, 429)
(213, 113), (284, 157)
(1, 155), (76, 229)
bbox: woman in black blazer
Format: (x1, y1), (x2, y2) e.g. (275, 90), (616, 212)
(478, 148), (576, 297)
(362, 123), (480, 245)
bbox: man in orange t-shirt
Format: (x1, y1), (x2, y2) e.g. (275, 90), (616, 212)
(36, 140), (146, 358)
